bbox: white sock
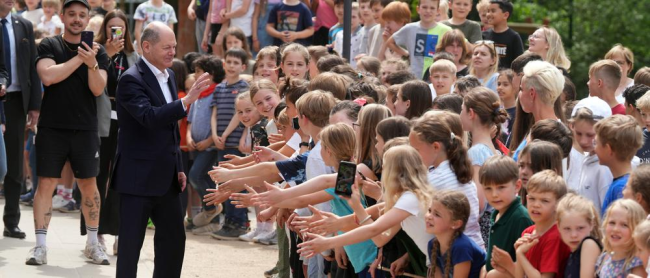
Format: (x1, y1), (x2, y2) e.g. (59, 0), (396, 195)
(35, 229), (47, 247)
(56, 185), (64, 196)
(86, 226), (98, 245)
(63, 188), (73, 201)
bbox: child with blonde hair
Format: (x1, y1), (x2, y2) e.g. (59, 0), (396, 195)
(514, 170), (571, 278)
(556, 193), (602, 277)
(596, 199), (647, 277)
(37, 0), (63, 35)
(633, 220), (650, 277)
(623, 165), (650, 214)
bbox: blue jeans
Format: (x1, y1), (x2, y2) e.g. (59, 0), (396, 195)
(217, 148), (248, 226)
(188, 149), (219, 211)
(254, 2), (279, 57)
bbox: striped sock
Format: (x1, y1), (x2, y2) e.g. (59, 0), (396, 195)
(86, 226), (98, 245)
(35, 229), (47, 247)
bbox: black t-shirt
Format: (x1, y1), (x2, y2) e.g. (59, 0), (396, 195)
(482, 28), (524, 69)
(36, 35), (110, 131)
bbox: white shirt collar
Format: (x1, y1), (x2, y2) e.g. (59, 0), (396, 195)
(142, 55), (169, 80)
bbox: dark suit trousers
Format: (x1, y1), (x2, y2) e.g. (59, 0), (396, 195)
(116, 184), (186, 278)
(3, 93), (26, 228)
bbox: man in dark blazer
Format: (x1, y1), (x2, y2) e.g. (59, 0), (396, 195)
(113, 22), (210, 277)
(0, 0), (41, 239)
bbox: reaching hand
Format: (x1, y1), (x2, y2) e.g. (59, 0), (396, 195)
(208, 166), (231, 183)
(229, 184), (258, 208)
(297, 232), (329, 258)
(250, 181), (283, 207)
(293, 205), (341, 235)
(253, 146), (279, 162)
(267, 133), (285, 144)
(223, 154), (244, 165)
(203, 188), (232, 206)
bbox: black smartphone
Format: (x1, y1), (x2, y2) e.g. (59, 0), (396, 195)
(334, 161), (357, 196)
(292, 117), (300, 130)
(80, 31), (94, 49)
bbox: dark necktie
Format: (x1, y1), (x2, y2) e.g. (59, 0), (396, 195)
(1, 19), (11, 87)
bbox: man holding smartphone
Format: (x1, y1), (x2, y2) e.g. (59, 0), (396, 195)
(27, 0), (110, 266)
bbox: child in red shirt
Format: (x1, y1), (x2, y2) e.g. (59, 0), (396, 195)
(514, 170), (571, 277)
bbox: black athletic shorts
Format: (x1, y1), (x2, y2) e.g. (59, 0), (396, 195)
(35, 127), (100, 179)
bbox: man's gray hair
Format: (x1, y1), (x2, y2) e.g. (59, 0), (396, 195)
(140, 23), (162, 47)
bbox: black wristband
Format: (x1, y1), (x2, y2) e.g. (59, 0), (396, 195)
(299, 142), (309, 148)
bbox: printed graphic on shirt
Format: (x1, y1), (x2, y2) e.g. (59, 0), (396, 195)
(277, 11), (299, 31)
(138, 8), (173, 24)
(414, 34), (440, 57)
(495, 43), (507, 58)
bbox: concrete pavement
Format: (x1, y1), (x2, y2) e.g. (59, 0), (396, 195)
(0, 199), (277, 278)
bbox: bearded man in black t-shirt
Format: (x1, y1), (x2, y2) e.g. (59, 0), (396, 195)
(26, 0), (111, 266)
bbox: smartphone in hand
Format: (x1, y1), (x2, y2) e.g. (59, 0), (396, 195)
(292, 117), (300, 130)
(334, 161), (357, 196)
(80, 31), (94, 50)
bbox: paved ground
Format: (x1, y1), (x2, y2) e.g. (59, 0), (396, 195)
(0, 199), (277, 278)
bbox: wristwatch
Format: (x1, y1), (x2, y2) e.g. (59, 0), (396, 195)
(92, 63), (99, 71)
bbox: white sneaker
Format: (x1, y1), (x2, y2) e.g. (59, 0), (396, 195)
(84, 243), (110, 265)
(254, 229), (276, 243)
(98, 235), (107, 253)
(257, 230), (278, 245)
(51, 195), (67, 210)
(239, 228), (261, 242)
(25, 246), (48, 265)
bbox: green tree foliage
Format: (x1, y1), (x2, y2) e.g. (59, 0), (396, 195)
(512, 0), (650, 98)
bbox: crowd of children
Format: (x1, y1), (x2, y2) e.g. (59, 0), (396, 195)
(8, 0), (650, 276)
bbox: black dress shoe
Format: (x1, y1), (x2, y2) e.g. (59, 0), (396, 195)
(4, 226), (26, 239)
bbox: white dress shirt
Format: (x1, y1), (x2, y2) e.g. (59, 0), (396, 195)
(141, 56), (173, 104)
(2, 13), (20, 92)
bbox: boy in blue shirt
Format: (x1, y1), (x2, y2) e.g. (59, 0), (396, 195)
(595, 115), (644, 215)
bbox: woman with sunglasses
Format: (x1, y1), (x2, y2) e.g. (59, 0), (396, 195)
(469, 40), (499, 93)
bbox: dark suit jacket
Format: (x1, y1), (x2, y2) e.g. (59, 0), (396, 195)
(0, 15), (41, 112)
(112, 58), (186, 197)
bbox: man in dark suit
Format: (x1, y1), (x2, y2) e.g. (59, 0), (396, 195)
(0, 0), (41, 239)
(113, 21), (210, 277)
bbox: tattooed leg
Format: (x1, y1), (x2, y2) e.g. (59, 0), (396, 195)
(33, 177), (59, 230)
(78, 178), (101, 227)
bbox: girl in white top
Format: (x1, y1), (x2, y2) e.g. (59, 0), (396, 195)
(223, 0), (254, 38)
(410, 110), (485, 248)
(297, 145), (434, 265)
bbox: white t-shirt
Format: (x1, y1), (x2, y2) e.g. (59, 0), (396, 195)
(230, 0), (254, 37)
(393, 191), (434, 263)
(565, 147), (584, 192)
(287, 132), (302, 155)
(266, 119), (278, 135)
(427, 160), (484, 248)
(334, 26), (363, 68)
(578, 153), (613, 213)
(21, 9), (43, 27)
(306, 141), (334, 212)
(134, 0), (178, 31)
(37, 15), (62, 35)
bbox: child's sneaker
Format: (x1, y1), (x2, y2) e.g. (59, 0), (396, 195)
(192, 204), (223, 227)
(211, 222), (248, 241)
(239, 228), (262, 242)
(20, 192), (33, 204)
(51, 195), (67, 210)
(263, 266), (278, 277)
(258, 230), (278, 245)
(58, 200), (79, 213)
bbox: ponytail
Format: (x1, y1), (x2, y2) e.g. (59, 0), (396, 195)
(413, 111), (473, 184)
(446, 134), (473, 184)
